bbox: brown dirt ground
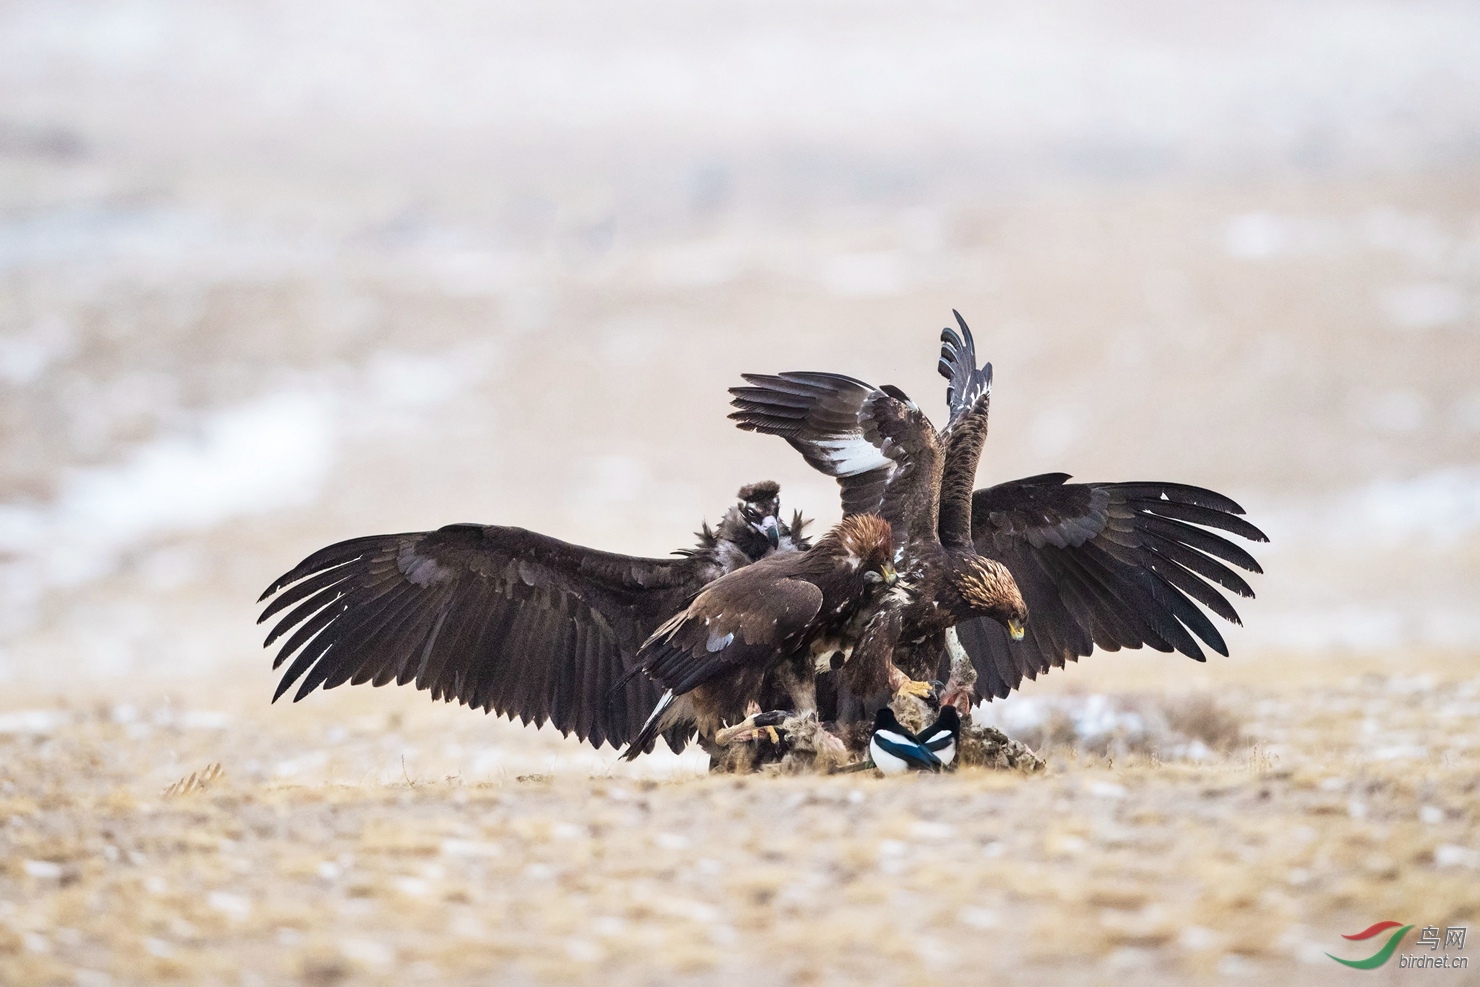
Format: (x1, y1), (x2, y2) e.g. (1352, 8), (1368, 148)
(3, 651), (1476, 987)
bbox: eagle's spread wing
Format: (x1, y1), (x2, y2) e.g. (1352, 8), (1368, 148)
(636, 571), (825, 697)
(258, 524), (712, 751)
(935, 311), (993, 549)
(728, 372), (943, 547)
(957, 474), (1268, 699)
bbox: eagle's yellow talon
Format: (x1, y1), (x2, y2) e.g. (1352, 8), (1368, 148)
(765, 726), (780, 744)
(897, 678), (934, 698)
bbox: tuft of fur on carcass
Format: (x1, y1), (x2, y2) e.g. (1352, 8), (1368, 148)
(956, 723), (1045, 772)
(762, 711), (852, 775)
(711, 711), (852, 774)
(888, 691), (936, 735)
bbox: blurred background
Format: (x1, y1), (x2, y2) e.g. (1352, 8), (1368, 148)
(1, 0), (1478, 691)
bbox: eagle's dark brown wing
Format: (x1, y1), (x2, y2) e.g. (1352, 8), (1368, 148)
(637, 569), (825, 697)
(935, 311), (993, 550)
(258, 524), (715, 751)
(957, 474), (1268, 699)
(621, 564), (826, 757)
(728, 373), (943, 548)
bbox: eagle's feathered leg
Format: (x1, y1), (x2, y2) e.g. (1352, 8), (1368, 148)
(938, 626), (978, 715)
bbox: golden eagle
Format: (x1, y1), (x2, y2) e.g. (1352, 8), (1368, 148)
(728, 318), (1031, 710)
(621, 513), (899, 760)
(738, 313), (1267, 711)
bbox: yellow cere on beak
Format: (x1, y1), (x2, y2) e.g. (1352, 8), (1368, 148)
(882, 565), (898, 585)
(1007, 619), (1026, 641)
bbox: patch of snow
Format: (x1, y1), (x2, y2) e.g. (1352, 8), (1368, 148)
(207, 891), (252, 920)
(0, 388), (336, 591)
(0, 710), (68, 734)
(340, 937), (395, 969)
(23, 859), (63, 879)
(1379, 282), (1468, 330)
(0, 320), (74, 384)
(1434, 844), (1480, 869)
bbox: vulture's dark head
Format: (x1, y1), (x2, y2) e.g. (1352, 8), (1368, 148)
(719, 480), (785, 554)
(954, 556), (1028, 641)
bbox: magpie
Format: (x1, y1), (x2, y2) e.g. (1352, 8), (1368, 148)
(868, 707), (943, 775)
(918, 705), (961, 768)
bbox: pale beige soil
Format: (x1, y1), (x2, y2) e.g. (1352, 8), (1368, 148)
(3, 651), (1476, 986)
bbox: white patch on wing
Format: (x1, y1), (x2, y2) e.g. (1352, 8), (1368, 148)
(637, 690), (676, 739)
(706, 631), (735, 653)
(399, 551), (453, 587)
(810, 435), (893, 478)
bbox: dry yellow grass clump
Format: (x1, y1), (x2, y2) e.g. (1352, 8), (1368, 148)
(2, 654), (1477, 986)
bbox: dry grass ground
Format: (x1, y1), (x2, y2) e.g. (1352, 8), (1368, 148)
(3, 651), (1476, 986)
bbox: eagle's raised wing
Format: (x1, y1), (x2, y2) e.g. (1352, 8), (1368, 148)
(258, 524), (715, 751)
(957, 474), (1268, 699)
(728, 373), (943, 548)
(935, 311), (993, 550)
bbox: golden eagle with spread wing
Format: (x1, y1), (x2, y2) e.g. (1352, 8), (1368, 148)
(258, 482), (809, 753)
(739, 312), (1267, 711)
(729, 324), (1031, 707)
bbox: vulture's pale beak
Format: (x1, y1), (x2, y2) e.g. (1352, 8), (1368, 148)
(753, 515), (781, 550)
(1007, 618), (1026, 641)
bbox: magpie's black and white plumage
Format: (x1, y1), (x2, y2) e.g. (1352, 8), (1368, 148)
(918, 705), (961, 767)
(869, 707), (943, 775)
(621, 514), (899, 760)
(257, 482), (809, 754)
(729, 313), (1030, 706)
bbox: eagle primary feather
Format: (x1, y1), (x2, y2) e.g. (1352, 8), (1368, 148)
(958, 474), (1268, 700)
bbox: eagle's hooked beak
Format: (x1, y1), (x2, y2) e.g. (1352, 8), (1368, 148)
(752, 515), (781, 550)
(1007, 618), (1026, 642)
(882, 564), (898, 586)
